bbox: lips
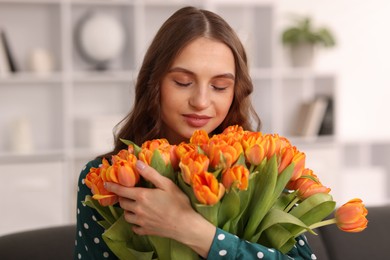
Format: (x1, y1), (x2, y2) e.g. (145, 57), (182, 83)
(183, 114), (212, 128)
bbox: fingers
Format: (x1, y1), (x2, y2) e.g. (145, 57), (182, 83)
(104, 182), (138, 199)
(135, 160), (170, 189)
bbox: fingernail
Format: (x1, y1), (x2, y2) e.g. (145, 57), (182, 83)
(136, 160), (146, 171)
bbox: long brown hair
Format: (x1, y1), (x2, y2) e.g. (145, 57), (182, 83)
(105, 6), (260, 157)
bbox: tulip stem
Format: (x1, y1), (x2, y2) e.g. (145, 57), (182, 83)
(285, 197), (299, 212)
(295, 218), (337, 237)
(309, 218), (337, 229)
(109, 205), (119, 220)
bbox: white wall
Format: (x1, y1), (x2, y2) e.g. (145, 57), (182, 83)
(279, 0), (390, 142)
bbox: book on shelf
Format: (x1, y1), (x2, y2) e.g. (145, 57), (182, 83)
(294, 96), (331, 137)
(0, 28), (18, 73)
(0, 29), (10, 77)
(318, 97), (334, 136)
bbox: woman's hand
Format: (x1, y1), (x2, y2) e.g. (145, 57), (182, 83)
(104, 160), (216, 258)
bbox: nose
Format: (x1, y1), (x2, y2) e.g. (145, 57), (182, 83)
(188, 84), (211, 110)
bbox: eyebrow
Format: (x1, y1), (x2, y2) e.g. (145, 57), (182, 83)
(168, 67), (235, 81)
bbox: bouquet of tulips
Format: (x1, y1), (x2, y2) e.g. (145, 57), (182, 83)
(84, 125), (368, 259)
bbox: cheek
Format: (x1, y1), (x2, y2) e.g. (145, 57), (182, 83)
(218, 92), (234, 115)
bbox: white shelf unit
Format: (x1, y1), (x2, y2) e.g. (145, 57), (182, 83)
(0, 0), (340, 235)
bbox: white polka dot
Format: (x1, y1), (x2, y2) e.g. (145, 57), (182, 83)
(75, 240), (77, 246)
(257, 251), (264, 258)
(103, 252), (109, 258)
(82, 179), (85, 185)
(218, 234), (225, 240)
(234, 235), (239, 239)
(78, 187), (80, 192)
(94, 237), (100, 244)
(92, 215), (97, 221)
(219, 250), (227, 256)
(84, 223), (89, 229)
(268, 248), (275, 253)
(78, 253), (82, 259)
(85, 245), (88, 251)
(311, 254), (317, 259)
(77, 208), (80, 214)
(78, 231), (82, 237)
(298, 239), (305, 246)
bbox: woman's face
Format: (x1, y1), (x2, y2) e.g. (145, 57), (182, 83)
(160, 37), (235, 144)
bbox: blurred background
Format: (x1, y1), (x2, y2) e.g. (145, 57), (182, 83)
(0, 0), (389, 235)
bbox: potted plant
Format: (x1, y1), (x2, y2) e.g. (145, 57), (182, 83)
(281, 16), (335, 67)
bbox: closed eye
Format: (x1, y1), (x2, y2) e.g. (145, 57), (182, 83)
(212, 85), (228, 91)
(174, 80), (192, 87)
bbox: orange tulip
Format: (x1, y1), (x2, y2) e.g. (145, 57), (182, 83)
(241, 131), (263, 151)
(106, 152), (140, 187)
(244, 143), (265, 166)
(179, 151), (209, 184)
(85, 160), (118, 206)
(190, 129), (210, 146)
(222, 165), (249, 191)
(192, 171), (225, 205)
(335, 198), (368, 232)
(139, 138), (172, 166)
(278, 146), (306, 180)
(175, 142), (197, 160)
(222, 125), (245, 135)
(287, 168), (331, 199)
(207, 139), (242, 169)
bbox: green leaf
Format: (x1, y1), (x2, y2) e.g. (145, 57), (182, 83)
(83, 195), (122, 225)
(177, 173), (198, 206)
(256, 208), (313, 237)
(150, 149), (175, 182)
(287, 193), (336, 236)
(195, 203), (220, 226)
(271, 163), (294, 203)
(170, 239), (199, 260)
(102, 215), (154, 259)
(148, 236), (171, 260)
(120, 138), (141, 156)
(273, 191), (298, 211)
(243, 155), (278, 241)
(218, 188), (240, 229)
(234, 153), (246, 166)
(258, 224), (294, 252)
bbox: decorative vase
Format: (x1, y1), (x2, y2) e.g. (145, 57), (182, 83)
(289, 43), (315, 68)
(75, 12), (126, 70)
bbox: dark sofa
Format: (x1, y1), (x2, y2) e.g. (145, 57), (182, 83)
(0, 205), (389, 259)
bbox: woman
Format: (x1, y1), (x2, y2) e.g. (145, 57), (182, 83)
(75, 6), (315, 259)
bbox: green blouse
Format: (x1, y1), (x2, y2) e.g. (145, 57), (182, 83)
(74, 158), (316, 260)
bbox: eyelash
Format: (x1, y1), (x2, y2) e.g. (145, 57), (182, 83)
(174, 80), (228, 91)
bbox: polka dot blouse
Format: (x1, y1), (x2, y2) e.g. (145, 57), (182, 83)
(74, 158), (316, 259)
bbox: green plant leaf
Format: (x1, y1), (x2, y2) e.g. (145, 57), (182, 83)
(243, 155), (278, 241)
(150, 149), (175, 182)
(170, 239), (199, 260)
(288, 193), (336, 236)
(218, 188), (240, 229)
(83, 195), (122, 225)
(102, 215), (154, 259)
(195, 203), (220, 226)
(273, 191), (298, 211)
(120, 138), (141, 156)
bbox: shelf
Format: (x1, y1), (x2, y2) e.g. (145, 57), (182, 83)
(71, 70), (135, 83)
(0, 149), (64, 163)
(0, 72), (63, 84)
